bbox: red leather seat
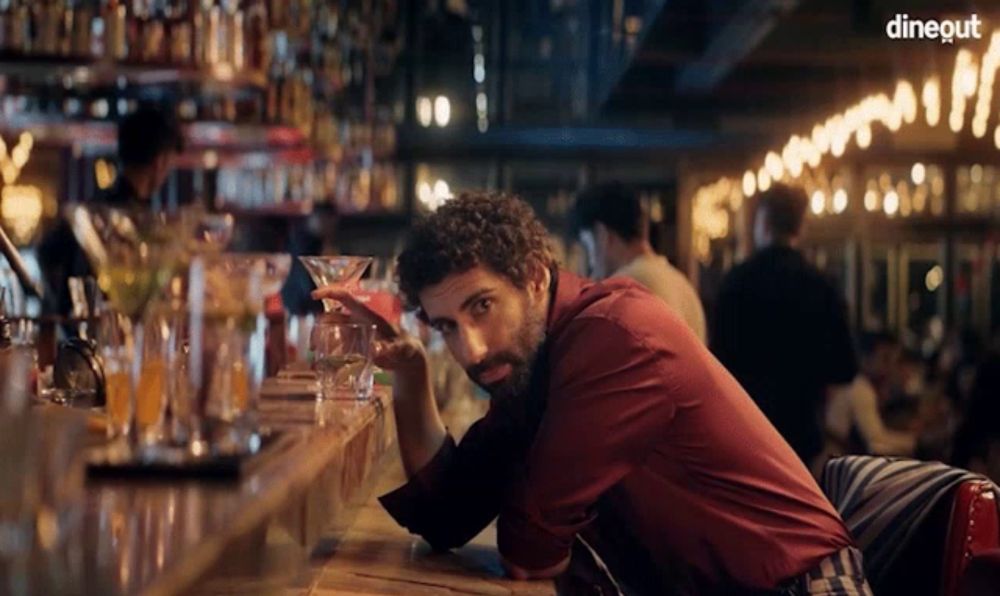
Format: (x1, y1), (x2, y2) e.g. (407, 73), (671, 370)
(944, 480), (1000, 596)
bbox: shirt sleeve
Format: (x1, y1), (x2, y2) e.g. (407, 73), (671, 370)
(379, 408), (523, 551)
(497, 316), (677, 571)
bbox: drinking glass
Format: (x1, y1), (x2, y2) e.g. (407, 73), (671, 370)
(67, 205), (181, 448)
(187, 254), (265, 454)
(313, 322), (376, 401)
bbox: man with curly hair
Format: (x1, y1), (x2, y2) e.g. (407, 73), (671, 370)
(314, 192), (871, 595)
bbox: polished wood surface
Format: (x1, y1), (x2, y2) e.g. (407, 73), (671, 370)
(300, 393), (557, 596)
(16, 385), (556, 595)
(15, 390), (395, 596)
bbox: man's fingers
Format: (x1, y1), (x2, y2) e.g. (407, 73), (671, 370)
(311, 287), (398, 337)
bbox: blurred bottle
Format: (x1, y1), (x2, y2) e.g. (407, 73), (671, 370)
(105, 0), (127, 60)
(0, 288), (32, 413)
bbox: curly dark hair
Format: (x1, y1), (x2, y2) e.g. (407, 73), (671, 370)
(396, 191), (558, 312)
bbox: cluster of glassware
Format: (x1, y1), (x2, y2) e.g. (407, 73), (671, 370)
(298, 255), (377, 402)
(65, 204), (292, 458)
(62, 202), (382, 462)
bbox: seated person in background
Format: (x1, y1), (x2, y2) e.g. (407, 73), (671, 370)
(825, 333), (917, 457)
(314, 192), (870, 595)
(951, 349), (1000, 483)
(571, 182), (706, 343)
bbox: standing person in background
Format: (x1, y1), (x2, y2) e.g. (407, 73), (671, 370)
(711, 184), (857, 475)
(572, 182), (707, 343)
(37, 104), (184, 318)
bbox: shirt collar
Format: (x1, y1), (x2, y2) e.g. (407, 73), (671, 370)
(545, 268), (587, 336)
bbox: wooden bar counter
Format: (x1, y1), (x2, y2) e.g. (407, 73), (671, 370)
(17, 389), (394, 596)
(15, 385), (555, 596)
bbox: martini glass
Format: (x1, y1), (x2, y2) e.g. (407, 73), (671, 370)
(297, 256), (373, 388)
(298, 256), (373, 312)
(67, 205), (181, 450)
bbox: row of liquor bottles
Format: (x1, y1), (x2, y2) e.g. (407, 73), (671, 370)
(214, 161), (400, 214)
(0, 1), (400, 97)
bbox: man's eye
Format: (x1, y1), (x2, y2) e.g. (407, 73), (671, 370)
(472, 298), (492, 316)
(435, 323), (455, 336)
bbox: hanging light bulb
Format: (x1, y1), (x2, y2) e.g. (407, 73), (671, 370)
(812, 123), (830, 154)
(864, 189), (879, 212)
(884, 190), (899, 216)
(765, 151), (784, 181)
(856, 124), (872, 149)
(757, 167), (772, 192)
(742, 170), (756, 197)
(832, 189), (848, 213)
(810, 190), (825, 215)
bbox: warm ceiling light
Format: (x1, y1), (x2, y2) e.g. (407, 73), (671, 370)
(742, 170), (756, 197)
(884, 190), (900, 216)
(416, 96), (432, 127)
(911, 162), (926, 185)
(765, 151), (784, 181)
(757, 167), (771, 192)
(810, 190), (825, 215)
(864, 189), (879, 212)
(433, 96), (451, 127)
(832, 189), (848, 213)
(0, 185), (43, 245)
(856, 124), (872, 148)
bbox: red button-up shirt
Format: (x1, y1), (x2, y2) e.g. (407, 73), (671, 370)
(381, 271), (852, 593)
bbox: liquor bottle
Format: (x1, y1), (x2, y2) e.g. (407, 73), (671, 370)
(0, 0), (13, 54)
(69, 0), (94, 57)
(105, 0), (127, 60)
(166, 0), (192, 64)
(244, 0), (268, 71)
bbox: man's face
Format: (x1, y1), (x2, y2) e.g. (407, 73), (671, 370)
(420, 266), (548, 404)
(578, 227), (607, 278)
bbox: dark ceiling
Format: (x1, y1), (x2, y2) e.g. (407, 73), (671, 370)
(602, 0), (994, 135)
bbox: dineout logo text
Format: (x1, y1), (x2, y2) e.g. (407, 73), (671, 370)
(885, 14), (983, 44)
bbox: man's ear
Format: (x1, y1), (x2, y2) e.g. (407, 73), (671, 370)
(526, 259), (551, 295)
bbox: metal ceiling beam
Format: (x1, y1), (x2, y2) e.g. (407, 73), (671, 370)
(396, 125), (762, 159)
(674, 0), (798, 94)
(592, 0), (670, 111)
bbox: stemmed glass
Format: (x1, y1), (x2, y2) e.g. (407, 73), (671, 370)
(298, 256), (373, 312)
(67, 205), (181, 451)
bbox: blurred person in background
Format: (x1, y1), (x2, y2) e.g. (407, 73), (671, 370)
(825, 333), (918, 457)
(37, 104), (183, 318)
(711, 184), (857, 475)
(572, 181), (706, 343)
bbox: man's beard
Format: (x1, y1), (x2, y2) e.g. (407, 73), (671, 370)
(465, 300), (546, 404)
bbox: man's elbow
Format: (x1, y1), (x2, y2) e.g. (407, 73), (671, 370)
(501, 554), (571, 580)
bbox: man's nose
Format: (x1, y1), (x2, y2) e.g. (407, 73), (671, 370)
(455, 327), (489, 368)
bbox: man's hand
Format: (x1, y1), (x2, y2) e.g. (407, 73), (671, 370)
(312, 285), (445, 476)
(310, 286), (426, 375)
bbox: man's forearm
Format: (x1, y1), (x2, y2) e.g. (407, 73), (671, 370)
(392, 353), (448, 477)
